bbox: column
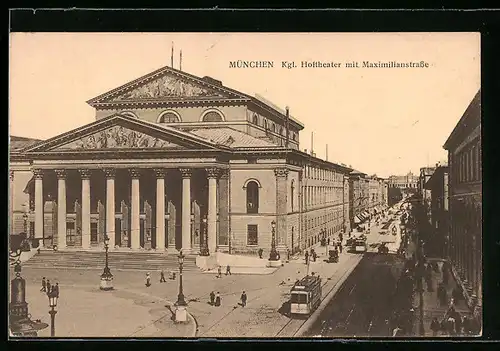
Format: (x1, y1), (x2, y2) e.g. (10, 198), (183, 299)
(55, 169), (67, 249)
(104, 169), (116, 249)
(79, 169), (91, 249)
(154, 169), (166, 250)
(10, 171), (14, 234)
(33, 169), (44, 244)
(206, 168), (219, 254)
(218, 170), (230, 247)
(275, 167), (289, 247)
(180, 168), (192, 252)
(130, 169), (141, 250)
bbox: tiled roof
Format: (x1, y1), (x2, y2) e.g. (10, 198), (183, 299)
(188, 127), (278, 148)
(10, 136), (42, 151)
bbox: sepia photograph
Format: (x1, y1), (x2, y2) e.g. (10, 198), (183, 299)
(8, 32), (481, 339)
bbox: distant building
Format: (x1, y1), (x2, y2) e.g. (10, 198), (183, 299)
(387, 171), (419, 190)
(443, 89), (481, 316)
(423, 165), (449, 258)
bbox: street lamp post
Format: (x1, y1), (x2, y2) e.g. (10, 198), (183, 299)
(200, 216), (209, 256)
(175, 250), (188, 322)
(48, 290), (58, 337)
(9, 234), (48, 337)
(268, 220), (282, 267)
(100, 235), (113, 291)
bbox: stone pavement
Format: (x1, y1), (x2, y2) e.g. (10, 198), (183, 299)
(14, 244), (362, 338)
(22, 281), (196, 338)
(412, 260), (475, 337)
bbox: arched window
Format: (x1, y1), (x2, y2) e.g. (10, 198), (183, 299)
(201, 110), (224, 122)
(271, 123), (275, 133)
(158, 111), (181, 123)
(246, 181), (259, 214)
(264, 119), (268, 130)
(291, 179), (295, 212)
(280, 126), (284, 136)
(252, 114), (259, 125)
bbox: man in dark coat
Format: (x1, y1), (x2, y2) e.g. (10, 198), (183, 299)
(215, 292), (221, 307)
(209, 291), (215, 306)
(241, 291), (247, 307)
(40, 277), (46, 292)
(46, 280), (51, 295)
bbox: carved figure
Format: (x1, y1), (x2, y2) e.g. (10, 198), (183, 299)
(114, 75), (219, 100)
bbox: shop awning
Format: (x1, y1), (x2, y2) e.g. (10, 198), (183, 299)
(354, 215), (362, 224)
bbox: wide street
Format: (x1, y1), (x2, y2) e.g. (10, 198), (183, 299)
(304, 215), (406, 338)
(304, 252), (406, 337)
(12, 245), (362, 338)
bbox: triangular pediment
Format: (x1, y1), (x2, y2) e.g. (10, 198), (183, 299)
(87, 66), (248, 105)
(24, 114), (222, 153)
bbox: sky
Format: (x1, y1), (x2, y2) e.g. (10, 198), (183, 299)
(9, 32), (480, 178)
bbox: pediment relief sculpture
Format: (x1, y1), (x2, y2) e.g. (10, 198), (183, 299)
(113, 75), (224, 101)
(55, 126), (181, 150)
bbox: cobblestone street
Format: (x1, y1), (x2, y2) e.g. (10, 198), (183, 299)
(15, 248), (362, 338)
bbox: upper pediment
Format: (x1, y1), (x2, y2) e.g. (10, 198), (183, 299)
(87, 66), (249, 105)
(23, 114), (223, 153)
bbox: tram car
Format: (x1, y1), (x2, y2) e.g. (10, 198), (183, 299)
(289, 275), (322, 317)
(351, 237), (367, 253)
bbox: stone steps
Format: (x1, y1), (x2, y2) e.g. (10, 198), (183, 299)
(22, 251), (198, 271)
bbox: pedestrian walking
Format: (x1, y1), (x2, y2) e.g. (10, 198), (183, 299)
(442, 261), (450, 286)
(46, 280), (51, 295)
(240, 291), (247, 307)
(209, 291), (215, 306)
(53, 282), (60, 298)
(40, 277), (46, 292)
(425, 264), (434, 292)
(216, 265), (222, 278)
(430, 317), (440, 336)
(287, 248), (290, 262)
(226, 264), (232, 276)
(215, 292), (221, 307)
(304, 250), (309, 263)
(327, 238), (330, 245)
(160, 269), (166, 283)
(338, 241), (343, 254)
(437, 282), (448, 306)
(339, 233), (343, 243)
(145, 272), (151, 287)
(258, 248), (263, 259)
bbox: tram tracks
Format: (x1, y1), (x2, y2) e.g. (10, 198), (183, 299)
(275, 255), (361, 337)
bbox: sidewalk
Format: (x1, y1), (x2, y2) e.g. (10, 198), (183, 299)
(412, 259), (473, 337)
(23, 283), (196, 338)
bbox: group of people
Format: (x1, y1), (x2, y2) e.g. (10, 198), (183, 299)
(208, 290), (248, 308)
(216, 265), (232, 278)
(40, 277), (60, 298)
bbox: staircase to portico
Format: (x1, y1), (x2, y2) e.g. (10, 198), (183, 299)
(21, 249), (199, 271)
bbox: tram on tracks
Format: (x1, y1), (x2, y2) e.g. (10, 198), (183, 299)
(289, 275), (322, 317)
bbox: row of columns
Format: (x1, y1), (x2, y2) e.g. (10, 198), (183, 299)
(33, 167), (223, 253)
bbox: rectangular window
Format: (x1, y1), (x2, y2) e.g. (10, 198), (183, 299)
(247, 225), (258, 246)
(90, 222), (98, 243)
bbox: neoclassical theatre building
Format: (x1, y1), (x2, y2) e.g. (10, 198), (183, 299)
(10, 65), (370, 256)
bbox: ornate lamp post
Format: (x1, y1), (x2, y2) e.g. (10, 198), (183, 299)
(48, 290), (58, 337)
(200, 216), (209, 256)
(100, 235), (113, 291)
(9, 234), (48, 337)
(268, 220), (282, 267)
(175, 250), (188, 322)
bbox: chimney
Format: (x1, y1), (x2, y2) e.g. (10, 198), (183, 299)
(179, 49), (183, 71)
(311, 132), (314, 155)
(285, 106), (290, 148)
(171, 42), (174, 68)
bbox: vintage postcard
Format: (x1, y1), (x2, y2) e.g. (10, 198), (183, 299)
(8, 32), (481, 338)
